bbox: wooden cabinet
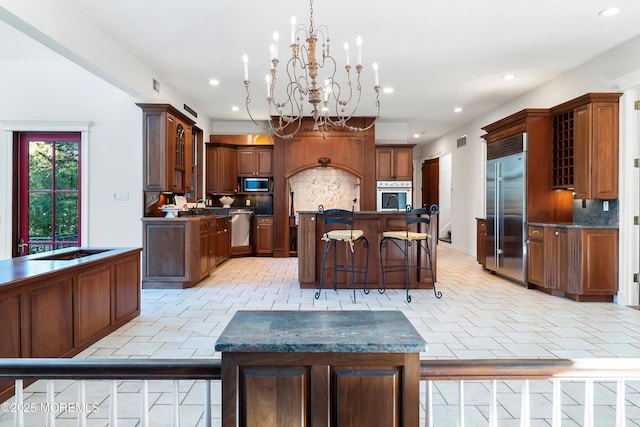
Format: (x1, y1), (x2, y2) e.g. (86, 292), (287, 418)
(138, 104), (196, 194)
(0, 248), (140, 402)
(206, 143), (237, 194)
(200, 217), (217, 278)
(526, 226), (544, 288)
(476, 218), (486, 267)
(375, 145), (414, 181)
(216, 216), (231, 265)
(527, 225), (618, 302)
(254, 216), (273, 256)
(482, 110), (573, 224)
(143, 216), (232, 288)
(237, 146), (273, 177)
(550, 92), (621, 199)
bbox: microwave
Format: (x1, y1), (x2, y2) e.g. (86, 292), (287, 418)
(243, 177), (270, 192)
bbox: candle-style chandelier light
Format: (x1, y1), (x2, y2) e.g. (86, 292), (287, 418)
(242, 0), (381, 139)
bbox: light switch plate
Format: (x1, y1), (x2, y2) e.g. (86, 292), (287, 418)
(112, 192), (129, 201)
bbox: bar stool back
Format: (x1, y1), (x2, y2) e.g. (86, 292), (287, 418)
(316, 205), (369, 302)
(379, 204), (443, 302)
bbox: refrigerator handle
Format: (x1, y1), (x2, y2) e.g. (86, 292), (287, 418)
(494, 161), (502, 268)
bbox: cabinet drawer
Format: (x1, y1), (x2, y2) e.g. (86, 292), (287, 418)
(256, 216), (273, 226)
(528, 226), (544, 238)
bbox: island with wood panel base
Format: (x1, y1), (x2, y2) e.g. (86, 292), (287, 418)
(297, 210), (438, 292)
(215, 310), (427, 427)
(0, 247), (141, 402)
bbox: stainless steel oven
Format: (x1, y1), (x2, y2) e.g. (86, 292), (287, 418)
(376, 181), (412, 211)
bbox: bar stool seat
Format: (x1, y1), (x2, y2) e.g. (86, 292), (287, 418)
(379, 205), (442, 303)
(316, 205), (369, 302)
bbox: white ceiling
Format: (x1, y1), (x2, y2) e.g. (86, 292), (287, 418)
(5, 0), (640, 142)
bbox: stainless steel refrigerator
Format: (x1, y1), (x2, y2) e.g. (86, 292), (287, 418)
(486, 133), (527, 284)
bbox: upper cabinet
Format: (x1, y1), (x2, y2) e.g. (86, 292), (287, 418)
(375, 145), (415, 181)
(138, 104), (196, 194)
(237, 146), (273, 177)
(550, 92), (621, 199)
(206, 143), (237, 195)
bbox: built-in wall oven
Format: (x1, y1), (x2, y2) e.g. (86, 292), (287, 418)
(376, 181), (412, 211)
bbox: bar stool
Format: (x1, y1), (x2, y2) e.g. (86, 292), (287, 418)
(316, 205), (370, 302)
(379, 204), (442, 302)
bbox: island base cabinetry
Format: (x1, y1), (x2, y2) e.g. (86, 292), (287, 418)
(0, 247), (141, 402)
(527, 225), (618, 302)
(222, 352), (418, 427)
(298, 211), (437, 290)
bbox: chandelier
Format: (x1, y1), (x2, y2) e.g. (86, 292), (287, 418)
(242, 0), (381, 139)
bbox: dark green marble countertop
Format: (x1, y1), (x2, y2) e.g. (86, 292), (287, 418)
(215, 310), (427, 353)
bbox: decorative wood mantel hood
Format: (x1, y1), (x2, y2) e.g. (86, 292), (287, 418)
(273, 117), (377, 257)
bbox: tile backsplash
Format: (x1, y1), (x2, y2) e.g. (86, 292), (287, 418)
(573, 199), (618, 226)
(289, 167), (360, 213)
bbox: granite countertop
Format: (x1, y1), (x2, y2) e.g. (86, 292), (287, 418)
(215, 310), (427, 353)
(528, 222), (618, 229)
(297, 210), (438, 215)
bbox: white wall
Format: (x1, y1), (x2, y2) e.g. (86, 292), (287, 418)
(417, 34), (640, 257)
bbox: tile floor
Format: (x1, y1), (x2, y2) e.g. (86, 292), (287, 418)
(2, 246), (640, 426)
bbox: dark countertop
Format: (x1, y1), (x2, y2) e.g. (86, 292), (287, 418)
(0, 247), (141, 288)
(215, 310), (427, 353)
(528, 222), (618, 229)
(298, 210), (438, 215)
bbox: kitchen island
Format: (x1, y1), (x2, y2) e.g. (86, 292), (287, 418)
(0, 247), (141, 401)
(215, 310), (426, 427)
(297, 210), (438, 290)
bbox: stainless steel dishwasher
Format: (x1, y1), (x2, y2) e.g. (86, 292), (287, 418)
(230, 209), (252, 248)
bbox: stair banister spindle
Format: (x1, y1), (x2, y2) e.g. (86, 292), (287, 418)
(14, 379), (24, 427)
(141, 380), (150, 427)
(552, 379), (561, 427)
(616, 380), (626, 427)
(458, 380), (465, 427)
(77, 380), (87, 427)
(46, 380), (55, 427)
(203, 380), (212, 427)
(489, 380), (498, 427)
(173, 380), (180, 427)
(519, 380), (530, 427)
(584, 379), (594, 427)
(110, 380), (118, 427)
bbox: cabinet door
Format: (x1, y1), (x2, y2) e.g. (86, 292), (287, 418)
(29, 279), (74, 357)
(77, 266), (112, 344)
(527, 237), (544, 287)
(114, 256), (140, 321)
(255, 217), (273, 256)
(256, 149), (273, 175)
(237, 149), (256, 176)
(555, 228), (569, 292)
(590, 102), (618, 199)
(573, 104), (591, 199)
(206, 146), (220, 194)
(476, 219), (486, 266)
(298, 214), (316, 285)
(375, 148), (394, 180)
(580, 229), (618, 295)
(392, 147), (413, 181)
(220, 147), (238, 193)
(200, 220), (211, 278)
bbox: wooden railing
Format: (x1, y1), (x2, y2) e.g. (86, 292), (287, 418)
(1, 358), (639, 426)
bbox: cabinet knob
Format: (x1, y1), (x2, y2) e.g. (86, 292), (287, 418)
(555, 231), (559, 236)
(532, 229), (539, 234)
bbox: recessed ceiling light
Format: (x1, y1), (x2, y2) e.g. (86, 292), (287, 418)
(502, 74), (516, 80)
(453, 107), (462, 113)
(599, 7), (620, 16)
(209, 79), (220, 86)
(383, 87), (394, 94)
(231, 106), (239, 112)
(413, 134), (420, 139)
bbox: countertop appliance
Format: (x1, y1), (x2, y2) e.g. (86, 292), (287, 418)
(486, 133), (527, 284)
(376, 181), (412, 211)
(230, 209), (252, 247)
